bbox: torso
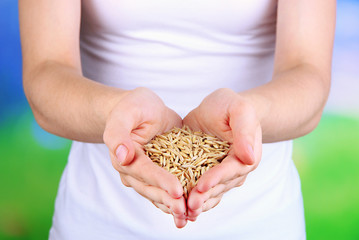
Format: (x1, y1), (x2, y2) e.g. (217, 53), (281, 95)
(49, 1), (306, 239)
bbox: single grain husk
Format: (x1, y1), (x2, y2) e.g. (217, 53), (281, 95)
(144, 126), (230, 198)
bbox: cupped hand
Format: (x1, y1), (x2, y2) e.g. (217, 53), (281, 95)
(183, 88), (262, 221)
(103, 87), (187, 228)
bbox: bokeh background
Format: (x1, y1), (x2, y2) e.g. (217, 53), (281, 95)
(1, 1), (358, 239)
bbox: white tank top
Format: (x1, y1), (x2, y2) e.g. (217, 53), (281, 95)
(50, 0), (306, 239)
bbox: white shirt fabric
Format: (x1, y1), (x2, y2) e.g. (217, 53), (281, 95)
(49, 0), (306, 239)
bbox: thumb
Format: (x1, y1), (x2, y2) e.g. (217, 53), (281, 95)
(229, 105), (257, 165)
(183, 109), (202, 132)
(114, 137), (135, 166)
(104, 118), (136, 166)
(232, 137), (255, 165)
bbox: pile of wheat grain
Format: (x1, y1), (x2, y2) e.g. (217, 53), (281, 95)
(144, 126), (230, 198)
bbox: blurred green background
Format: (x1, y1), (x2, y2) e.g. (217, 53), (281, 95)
(1, 1), (358, 239)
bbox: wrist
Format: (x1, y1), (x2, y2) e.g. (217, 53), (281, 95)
(240, 90), (272, 128)
(94, 86), (129, 133)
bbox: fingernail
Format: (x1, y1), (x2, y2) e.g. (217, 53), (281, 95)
(116, 145), (128, 164)
(247, 144), (255, 165)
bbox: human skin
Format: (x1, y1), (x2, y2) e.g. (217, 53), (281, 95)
(183, 0), (336, 221)
(19, 0), (188, 228)
(19, 0), (336, 228)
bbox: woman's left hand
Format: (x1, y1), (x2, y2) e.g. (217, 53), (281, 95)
(183, 88), (262, 221)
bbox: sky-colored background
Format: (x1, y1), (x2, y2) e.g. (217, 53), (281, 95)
(1, 0), (359, 239)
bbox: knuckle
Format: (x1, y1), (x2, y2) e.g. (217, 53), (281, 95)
(111, 159), (121, 171)
(103, 133), (118, 155)
(189, 196), (204, 210)
(102, 129), (111, 146)
(159, 193), (168, 206)
(190, 207), (202, 217)
(120, 176), (131, 187)
(133, 87), (157, 100)
(234, 170), (243, 179)
(170, 202), (183, 215)
(134, 86), (150, 93)
(215, 87), (233, 95)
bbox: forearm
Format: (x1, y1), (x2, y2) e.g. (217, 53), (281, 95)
(24, 60), (126, 142)
(242, 63), (330, 143)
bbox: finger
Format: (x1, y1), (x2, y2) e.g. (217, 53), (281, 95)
(153, 199), (188, 230)
(185, 206), (197, 221)
(119, 173), (131, 187)
(188, 183), (225, 211)
(152, 201), (171, 214)
(202, 196), (222, 212)
(188, 176), (244, 211)
(228, 101), (258, 165)
(152, 202), (187, 224)
(187, 193), (223, 219)
(119, 151), (184, 198)
(198, 178), (243, 214)
(166, 108), (183, 130)
(104, 111), (137, 166)
(195, 155), (252, 193)
(187, 191), (222, 219)
(186, 215), (197, 222)
(173, 215), (188, 228)
(123, 174), (186, 215)
(187, 207), (202, 220)
(183, 110), (202, 132)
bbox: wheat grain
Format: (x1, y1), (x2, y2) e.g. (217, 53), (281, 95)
(144, 125), (230, 198)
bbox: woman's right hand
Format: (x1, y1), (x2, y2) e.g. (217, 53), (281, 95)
(103, 87), (187, 228)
